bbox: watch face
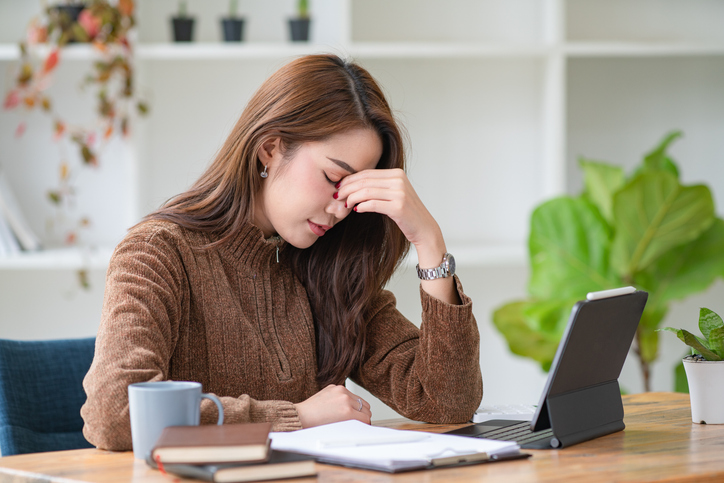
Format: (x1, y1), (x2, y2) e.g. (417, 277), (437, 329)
(446, 253), (456, 275)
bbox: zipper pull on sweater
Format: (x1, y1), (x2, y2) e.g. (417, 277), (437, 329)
(267, 235), (283, 263)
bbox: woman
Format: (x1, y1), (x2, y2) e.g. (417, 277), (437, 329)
(81, 54), (482, 450)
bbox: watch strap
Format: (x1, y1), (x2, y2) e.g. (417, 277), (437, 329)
(416, 253), (455, 280)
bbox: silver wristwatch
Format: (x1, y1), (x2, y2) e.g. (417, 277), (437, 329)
(416, 253), (456, 280)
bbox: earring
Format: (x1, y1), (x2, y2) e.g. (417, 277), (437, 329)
(260, 165), (268, 178)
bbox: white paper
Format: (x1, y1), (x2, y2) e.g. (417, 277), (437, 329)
(270, 420), (519, 472)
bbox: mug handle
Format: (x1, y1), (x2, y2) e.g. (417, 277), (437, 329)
(201, 393), (224, 425)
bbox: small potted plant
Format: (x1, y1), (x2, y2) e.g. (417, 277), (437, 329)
(172, 0), (195, 42)
(51, 1), (87, 42)
(288, 0), (310, 42)
(221, 0), (245, 42)
(660, 308), (724, 424)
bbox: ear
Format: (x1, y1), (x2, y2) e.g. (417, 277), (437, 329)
(258, 137), (282, 165)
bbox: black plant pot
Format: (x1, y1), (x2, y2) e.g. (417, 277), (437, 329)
(172, 17), (195, 42)
(55, 4), (85, 22)
(53, 4), (86, 43)
(221, 18), (245, 42)
(288, 18), (311, 42)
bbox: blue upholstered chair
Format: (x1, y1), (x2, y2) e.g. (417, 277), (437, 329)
(0, 337), (96, 456)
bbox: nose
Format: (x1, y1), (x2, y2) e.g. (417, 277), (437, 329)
(326, 198), (352, 220)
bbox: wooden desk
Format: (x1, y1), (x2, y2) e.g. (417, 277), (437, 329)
(1, 392), (722, 483)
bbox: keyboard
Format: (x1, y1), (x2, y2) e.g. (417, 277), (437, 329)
(474, 420), (554, 446)
(473, 404), (536, 423)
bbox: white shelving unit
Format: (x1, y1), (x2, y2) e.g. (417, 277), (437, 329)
(2, 0), (720, 273)
(1, 1), (724, 402)
(3, 0), (722, 272)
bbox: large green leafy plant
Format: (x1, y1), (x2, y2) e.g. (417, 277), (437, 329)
(493, 132), (724, 391)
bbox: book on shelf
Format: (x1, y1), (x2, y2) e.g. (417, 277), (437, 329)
(0, 211), (21, 256)
(147, 449), (316, 483)
(0, 169), (41, 251)
(150, 422), (272, 465)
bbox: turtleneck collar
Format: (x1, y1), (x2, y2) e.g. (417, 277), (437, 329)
(219, 222), (287, 269)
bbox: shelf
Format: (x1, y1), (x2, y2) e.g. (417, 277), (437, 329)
(349, 42), (549, 59)
(0, 244), (524, 270)
(137, 42), (550, 60)
(136, 42), (337, 60)
(5, 41), (724, 63)
(0, 246), (114, 270)
(0, 44), (17, 60)
(565, 41), (724, 57)
(0, 43), (103, 61)
(1, 41), (547, 62)
(133, 41), (724, 60)
(403, 243), (526, 268)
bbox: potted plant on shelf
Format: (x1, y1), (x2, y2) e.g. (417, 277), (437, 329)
(3, 0), (148, 286)
(492, 131), (724, 392)
(660, 308), (724, 424)
(288, 0), (310, 42)
(221, 0), (245, 42)
(51, 1), (87, 41)
(172, 1), (195, 42)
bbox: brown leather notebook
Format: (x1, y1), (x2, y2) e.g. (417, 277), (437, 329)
(147, 449), (317, 483)
(151, 422), (272, 464)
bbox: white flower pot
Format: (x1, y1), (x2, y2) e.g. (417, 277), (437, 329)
(683, 358), (724, 424)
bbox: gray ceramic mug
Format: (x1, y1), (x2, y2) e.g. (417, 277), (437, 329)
(128, 380), (224, 460)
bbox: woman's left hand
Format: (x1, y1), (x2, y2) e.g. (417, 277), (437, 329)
(336, 168), (460, 304)
(337, 168), (441, 250)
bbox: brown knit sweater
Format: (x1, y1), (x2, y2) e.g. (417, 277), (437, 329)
(81, 220), (482, 451)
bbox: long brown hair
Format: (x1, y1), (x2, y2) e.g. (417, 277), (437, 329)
(147, 54), (410, 387)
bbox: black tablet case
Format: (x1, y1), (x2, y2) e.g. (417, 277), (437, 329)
(529, 290), (648, 448)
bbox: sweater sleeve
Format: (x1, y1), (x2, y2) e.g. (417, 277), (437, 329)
(81, 227), (301, 452)
(351, 276), (483, 423)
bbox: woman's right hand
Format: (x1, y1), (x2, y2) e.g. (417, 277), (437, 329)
(294, 384), (371, 428)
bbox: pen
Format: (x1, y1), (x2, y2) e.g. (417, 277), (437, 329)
(318, 434), (430, 448)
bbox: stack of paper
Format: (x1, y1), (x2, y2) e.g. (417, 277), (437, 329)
(270, 420), (522, 473)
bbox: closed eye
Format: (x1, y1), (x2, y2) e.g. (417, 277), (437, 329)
(324, 172), (340, 185)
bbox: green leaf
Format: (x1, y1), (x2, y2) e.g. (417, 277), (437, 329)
(298, 0), (309, 17)
(673, 360), (689, 393)
(640, 130), (682, 178)
(71, 23), (90, 43)
(610, 171), (715, 277)
(638, 299), (668, 331)
(638, 326), (659, 364)
(136, 101), (149, 115)
(579, 159), (625, 224)
(528, 197), (619, 300)
(635, 218), (724, 305)
(522, 298), (578, 338)
(694, 334), (710, 353)
(633, 298), (668, 363)
(673, 328), (721, 361)
(81, 145), (96, 165)
(698, 307), (724, 340)
(708, 326), (724, 360)
(492, 301), (561, 372)
(47, 191), (62, 205)
(660, 327), (712, 356)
